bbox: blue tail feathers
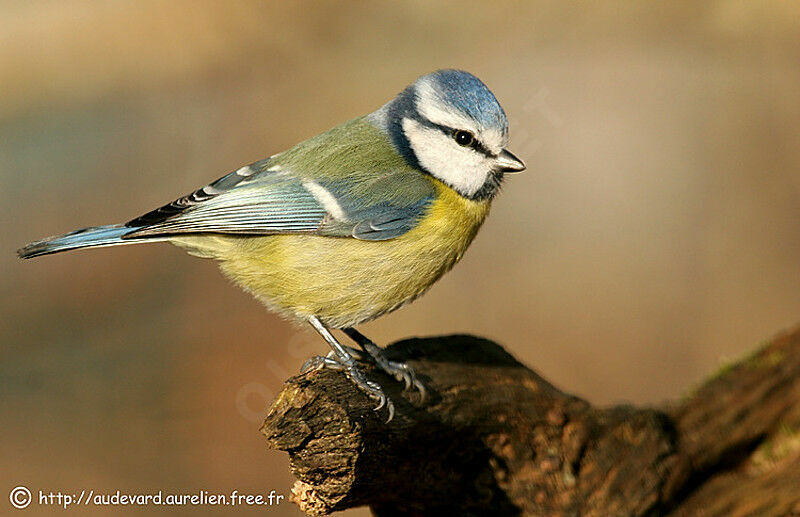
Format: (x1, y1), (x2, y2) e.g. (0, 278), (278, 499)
(17, 224), (150, 259)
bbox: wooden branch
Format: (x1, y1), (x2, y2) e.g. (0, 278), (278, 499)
(262, 327), (800, 516)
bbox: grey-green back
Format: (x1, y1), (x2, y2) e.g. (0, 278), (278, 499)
(124, 117), (436, 241)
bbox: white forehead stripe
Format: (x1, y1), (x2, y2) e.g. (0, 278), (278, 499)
(303, 180), (348, 221)
(478, 129), (506, 155)
(414, 78), (478, 133)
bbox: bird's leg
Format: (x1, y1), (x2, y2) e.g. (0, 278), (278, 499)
(303, 316), (394, 421)
(342, 327), (426, 400)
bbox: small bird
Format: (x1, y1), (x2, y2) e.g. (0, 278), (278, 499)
(18, 69), (525, 420)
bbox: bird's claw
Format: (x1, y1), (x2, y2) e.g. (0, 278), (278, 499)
(301, 353), (395, 422)
(358, 342), (426, 401)
(346, 365), (395, 422)
(383, 359), (426, 400)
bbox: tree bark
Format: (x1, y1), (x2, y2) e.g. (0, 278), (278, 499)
(262, 326), (800, 516)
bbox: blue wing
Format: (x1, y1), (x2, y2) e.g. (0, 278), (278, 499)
(349, 200), (432, 241)
(123, 160), (434, 241)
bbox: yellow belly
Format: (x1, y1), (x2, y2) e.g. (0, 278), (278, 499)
(172, 183), (491, 328)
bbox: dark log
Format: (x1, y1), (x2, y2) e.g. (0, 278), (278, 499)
(262, 326), (800, 516)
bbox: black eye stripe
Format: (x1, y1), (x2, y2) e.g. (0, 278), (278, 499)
(464, 136), (494, 157)
(415, 117), (496, 158)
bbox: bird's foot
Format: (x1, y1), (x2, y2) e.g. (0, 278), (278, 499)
(366, 347), (426, 400)
(342, 329), (426, 400)
(301, 351), (395, 422)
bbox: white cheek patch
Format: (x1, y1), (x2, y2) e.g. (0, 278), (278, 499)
(402, 118), (492, 197)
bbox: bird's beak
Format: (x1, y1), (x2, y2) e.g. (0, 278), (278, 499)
(496, 149), (526, 173)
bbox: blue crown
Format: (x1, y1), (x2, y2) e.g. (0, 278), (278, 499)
(421, 69), (508, 133)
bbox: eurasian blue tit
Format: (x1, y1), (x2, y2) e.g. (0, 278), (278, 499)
(18, 69), (525, 420)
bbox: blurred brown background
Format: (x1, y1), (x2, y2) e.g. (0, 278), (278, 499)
(2, 1), (799, 515)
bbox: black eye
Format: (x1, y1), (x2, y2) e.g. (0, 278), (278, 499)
(453, 130), (474, 147)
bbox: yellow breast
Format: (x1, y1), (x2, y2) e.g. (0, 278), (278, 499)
(174, 181), (491, 328)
